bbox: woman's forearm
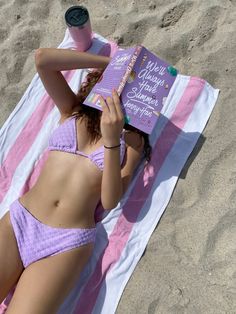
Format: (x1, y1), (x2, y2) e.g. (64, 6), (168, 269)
(101, 148), (123, 210)
(35, 48), (111, 71)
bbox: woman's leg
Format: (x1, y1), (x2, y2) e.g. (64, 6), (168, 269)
(6, 242), (94, 314)
(0, 212), (24, 304)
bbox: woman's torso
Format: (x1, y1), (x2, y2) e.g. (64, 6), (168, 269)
(19, 114), (126, 229)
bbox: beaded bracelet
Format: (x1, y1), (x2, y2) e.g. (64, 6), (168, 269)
(104, 143), (121, 149)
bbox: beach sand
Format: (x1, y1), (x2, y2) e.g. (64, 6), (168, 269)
(0, 0), (235, 313)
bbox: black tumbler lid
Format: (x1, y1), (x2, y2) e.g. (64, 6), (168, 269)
(65, 6), (89, 27)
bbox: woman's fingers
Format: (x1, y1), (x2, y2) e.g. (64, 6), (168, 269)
(112, 89), (124, 120)
(106, 96), (118, 117)
(100, 89), (124, 122)
(99, 95), (109, 114)
(99, 90), (124, 141)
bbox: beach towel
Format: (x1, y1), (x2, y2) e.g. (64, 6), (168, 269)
(0, 29), (219, 314)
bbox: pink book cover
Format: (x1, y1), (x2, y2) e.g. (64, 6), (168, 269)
(84, 45), (178, 134)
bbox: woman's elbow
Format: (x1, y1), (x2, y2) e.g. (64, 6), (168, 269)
(101, 196), (121, 211)
(101, 201), (118, 211)
(34, 48), (48, 69)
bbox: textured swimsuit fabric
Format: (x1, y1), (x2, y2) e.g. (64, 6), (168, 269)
(9, 199), (97, 268)
(48, 116), (127, 171)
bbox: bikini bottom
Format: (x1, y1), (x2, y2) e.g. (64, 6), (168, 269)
(9, 199), (96, 268)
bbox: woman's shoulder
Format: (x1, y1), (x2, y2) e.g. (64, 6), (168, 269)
(58, 105), (82, 125)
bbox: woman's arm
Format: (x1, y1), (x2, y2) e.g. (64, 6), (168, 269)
(99, 90), (144, 210)
(35, 48), (110, 117)
(35, 48), (111, 71)
(101, 132), (144, 210)
(101, 147), (122, 210)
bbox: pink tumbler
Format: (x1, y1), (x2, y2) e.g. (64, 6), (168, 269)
(65, 6), (92, 51)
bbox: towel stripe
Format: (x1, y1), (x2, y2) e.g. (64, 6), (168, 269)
(73, 77), (205, 313)
(0, 70), (74, 202)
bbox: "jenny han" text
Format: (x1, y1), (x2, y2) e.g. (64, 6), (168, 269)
(124, 100), (153, 118)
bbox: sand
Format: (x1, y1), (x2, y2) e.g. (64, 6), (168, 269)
(0, 0), (235, 313)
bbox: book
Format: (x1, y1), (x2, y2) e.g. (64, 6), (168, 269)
(83, 45), (178, 134)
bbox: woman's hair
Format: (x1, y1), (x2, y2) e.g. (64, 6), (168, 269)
(72, 68), (152, 164)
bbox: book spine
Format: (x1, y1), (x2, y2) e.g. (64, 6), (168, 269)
(117, 45), (143, 95)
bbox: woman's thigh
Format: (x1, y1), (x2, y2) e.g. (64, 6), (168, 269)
(0, 211), (24, 304)
(6, 243), (94, 314)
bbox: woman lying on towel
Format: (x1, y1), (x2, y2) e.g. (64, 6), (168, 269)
(0, 48), (152, 313)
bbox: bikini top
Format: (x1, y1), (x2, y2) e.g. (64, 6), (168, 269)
(48, 116), (126, 171)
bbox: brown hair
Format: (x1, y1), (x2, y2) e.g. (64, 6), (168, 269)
(72, 68), (152, 164)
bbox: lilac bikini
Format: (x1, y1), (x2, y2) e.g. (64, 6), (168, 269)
(9, 116), (126, 268)
(9, 199), (97, 268)
(48, 115), (126, 171)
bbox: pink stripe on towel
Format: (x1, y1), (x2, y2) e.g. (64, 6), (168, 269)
(74, 77), (205, 313)
(19, 149), (50, 196)
(0, 70), (75, 202)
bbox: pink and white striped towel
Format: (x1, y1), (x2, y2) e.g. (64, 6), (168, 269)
(0, 29), (219, 314)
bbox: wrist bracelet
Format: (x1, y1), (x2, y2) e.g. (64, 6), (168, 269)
(104, 143), (121, 149)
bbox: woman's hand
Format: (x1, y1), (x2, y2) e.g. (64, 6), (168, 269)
(100, 89), (125, 146)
